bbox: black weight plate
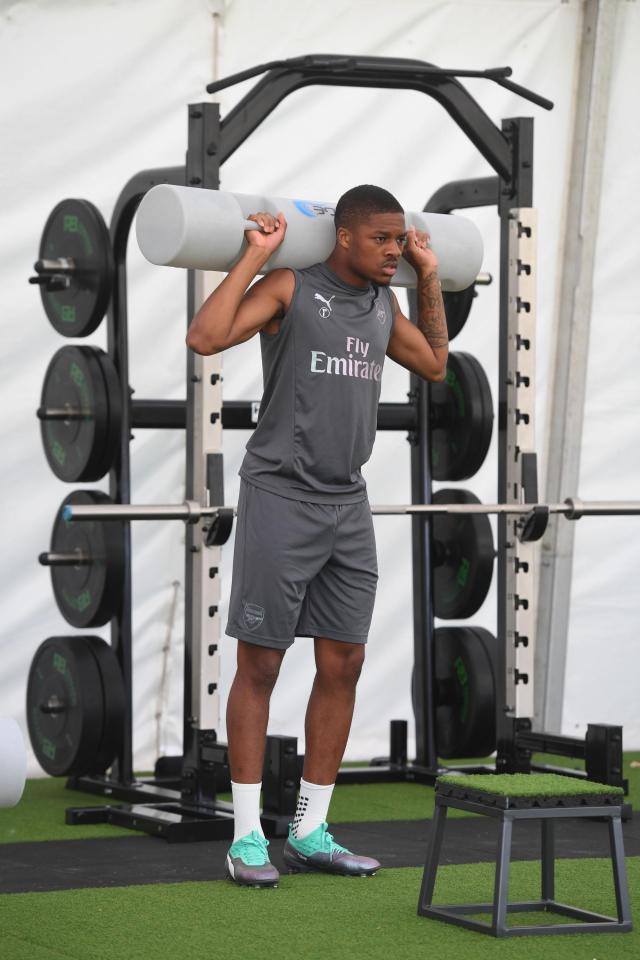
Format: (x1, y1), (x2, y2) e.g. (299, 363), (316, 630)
(431, 352), (493, 481)
(26, 636), (105, 776)
(435, 625), (497, 759)
(205, 508), (234, 546)
(432, 488), (495, 620)
(83, 636), (125, 773)
(37, 199), (113, 337)
(91, 348), (122, 479)
(442, 283), (477, 341)
(76, 347), (112, 480)
(39, 345), (111, 482)
(50, 490), (125, 628)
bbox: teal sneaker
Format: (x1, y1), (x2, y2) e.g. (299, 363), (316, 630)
(283, 822), (380, 877)
(226, 830), (279, 887)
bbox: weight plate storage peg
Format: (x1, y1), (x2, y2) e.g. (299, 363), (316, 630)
(435, 626), (498, 759)
(431, 488), (495, 619)
(38, 345), (121, 482)
(26, 635), (125, 777)
(40, 490), (125, 628)
(430, 352), (493, 482)
(29, 198), (114, 337)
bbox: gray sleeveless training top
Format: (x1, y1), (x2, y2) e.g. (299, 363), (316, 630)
(239, 261), (395, 503)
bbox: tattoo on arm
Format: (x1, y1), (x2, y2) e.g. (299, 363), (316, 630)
(417, 272), (449, 349)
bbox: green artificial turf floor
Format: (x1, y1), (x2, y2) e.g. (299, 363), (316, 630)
(2, 751), (638, 844)
(2, 857), (638, 960)
(1, 754), (638, 958)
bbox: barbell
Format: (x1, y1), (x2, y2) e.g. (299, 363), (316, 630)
(62, 497), (640, 546)
(135, 185), (484, 291)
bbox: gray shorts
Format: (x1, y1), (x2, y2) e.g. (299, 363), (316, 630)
(225, 480), (378, 650)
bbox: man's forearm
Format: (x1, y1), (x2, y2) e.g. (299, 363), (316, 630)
(186, 247), (268, 350)
(416, 270), (449, 362)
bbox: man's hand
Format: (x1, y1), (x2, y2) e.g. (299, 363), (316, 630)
(388, 225), (448, 381)
(245, 211), (287, 256)
(187, 211), (290, 355)
(402, 226), (439, 276)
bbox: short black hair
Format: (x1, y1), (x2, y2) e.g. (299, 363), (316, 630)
(334, 184), (404, 230)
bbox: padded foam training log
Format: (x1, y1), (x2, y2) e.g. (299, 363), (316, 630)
(0, 717), (27, 807)
(136, 185), (483, 291)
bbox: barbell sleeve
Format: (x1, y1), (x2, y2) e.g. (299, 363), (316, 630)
(61, 500), (205, 522)
(563, 498), (640, 519)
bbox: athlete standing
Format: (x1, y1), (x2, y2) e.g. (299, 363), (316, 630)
(186, 185), (448, 886)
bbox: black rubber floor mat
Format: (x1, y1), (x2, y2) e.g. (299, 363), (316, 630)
(1, 814), (638, 894)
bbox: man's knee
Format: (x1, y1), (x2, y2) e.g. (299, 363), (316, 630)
(237, 640), (285, 690)
(316, 639), (366, 686)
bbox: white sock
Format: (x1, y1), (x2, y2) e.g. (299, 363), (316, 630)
(231, 781), (264, 842)
(292, 778), (335, 840)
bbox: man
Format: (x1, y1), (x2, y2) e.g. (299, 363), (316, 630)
(186, 184), (448, 887)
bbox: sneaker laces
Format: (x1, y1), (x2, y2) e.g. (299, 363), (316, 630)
(319, 823), (349, 859)
(233, 831), (270, 866)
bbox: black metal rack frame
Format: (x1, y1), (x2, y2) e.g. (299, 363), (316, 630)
(65, 54), (626, 842)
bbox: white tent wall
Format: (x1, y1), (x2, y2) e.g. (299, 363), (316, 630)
(1, 0), (636, 779)
(561, 1), (640, 746)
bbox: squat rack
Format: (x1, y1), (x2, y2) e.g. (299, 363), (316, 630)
(64, 55), (626, 841)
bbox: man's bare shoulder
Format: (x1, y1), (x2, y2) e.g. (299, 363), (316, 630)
(242, 269), (296, 333)
(246, 267), (295, 303)
(244, 267), (296, 317)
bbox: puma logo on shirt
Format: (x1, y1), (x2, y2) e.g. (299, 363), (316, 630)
(314, 292), (336, 317)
